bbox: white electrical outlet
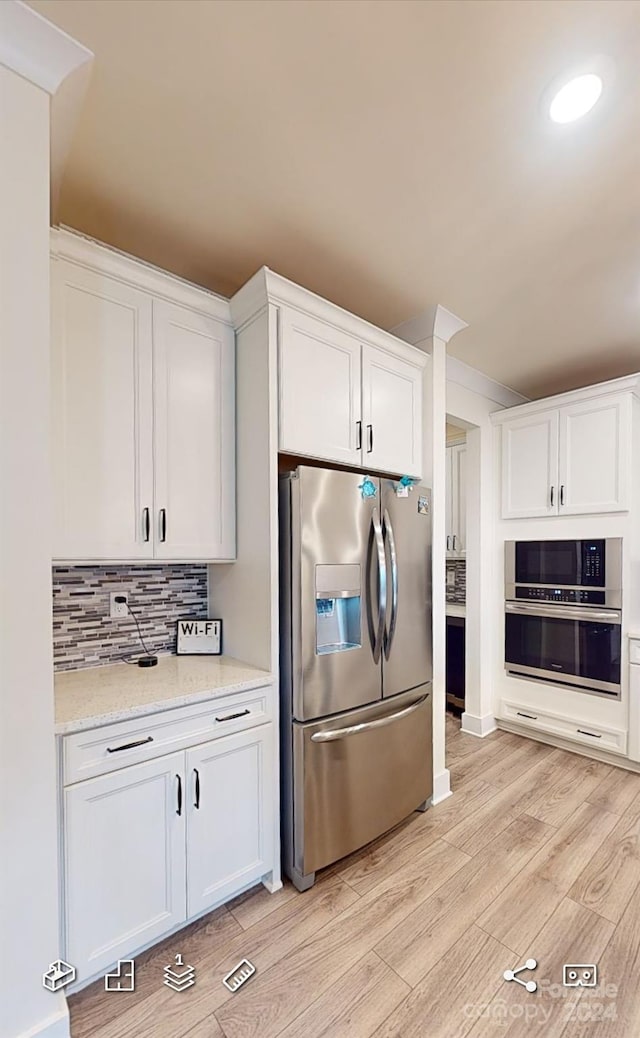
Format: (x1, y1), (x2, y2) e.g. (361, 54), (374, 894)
(110, 592), (129, 619)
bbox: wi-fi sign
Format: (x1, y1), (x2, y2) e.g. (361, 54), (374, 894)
(563, 964), (597, 987)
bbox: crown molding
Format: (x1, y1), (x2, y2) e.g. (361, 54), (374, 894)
(51, 227), (233, 324)
(391, 304), (468, 349)
(231, 267), (428, 369)
(447, 355), (529, 408)
(491, 371), (640, 423)
(0, 1), (92, 94)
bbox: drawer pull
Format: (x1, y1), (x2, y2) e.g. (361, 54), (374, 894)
(176, 774), (182, 816)
(577, 729), (602, 739)
(194, 768), (200, 810)
(106, 736), (154, 754)
(516, 711), (538, 721)
(215, 708), (251, 723)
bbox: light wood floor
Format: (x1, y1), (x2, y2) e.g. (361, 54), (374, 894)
(69, 716), (640, 1038)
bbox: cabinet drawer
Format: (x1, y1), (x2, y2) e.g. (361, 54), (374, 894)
(62, 687), (272, 785)
(501, 700), (627, 756)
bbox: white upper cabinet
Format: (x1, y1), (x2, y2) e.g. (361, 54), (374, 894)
(153, 300), (235, 560)
(52, 260), (155, 560)
(231, 269), (426, 477)
(501, 410), (559, 519)
(499, 388), (633, 520)
(278, 308), (362, 467)
(361, 345), (423, 478)
(558, 397), (630, 515)
(446, 443), (467, 553)
(51, 234), (235, 561)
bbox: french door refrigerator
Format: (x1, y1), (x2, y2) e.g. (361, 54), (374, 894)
(279, 465), (433, 891)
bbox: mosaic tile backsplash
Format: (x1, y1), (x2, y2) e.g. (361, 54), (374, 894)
(446, 558), (466, 604)
(52, 565), (208, 671)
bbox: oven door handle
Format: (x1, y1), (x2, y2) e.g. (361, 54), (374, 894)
(505, 602), (621, 624)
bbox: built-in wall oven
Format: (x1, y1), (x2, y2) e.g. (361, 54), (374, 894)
(505, 539), (622, 698)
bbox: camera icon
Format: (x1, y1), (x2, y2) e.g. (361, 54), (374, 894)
(563, 964), (597, 987)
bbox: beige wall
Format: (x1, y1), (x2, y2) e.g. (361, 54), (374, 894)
(0, 64), (69, 1038)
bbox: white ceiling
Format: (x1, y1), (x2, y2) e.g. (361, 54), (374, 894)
(30, 0), (640, 397)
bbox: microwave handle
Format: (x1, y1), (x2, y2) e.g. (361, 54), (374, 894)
(505, 601), (621, 624)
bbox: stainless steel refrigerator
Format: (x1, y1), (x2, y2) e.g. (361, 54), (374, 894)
(279, 465), (433, 891)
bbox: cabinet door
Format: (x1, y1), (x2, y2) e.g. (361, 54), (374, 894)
(51, 259), (154, 559)
(451, 444), (467, 553)
(445, 448), (454, 555)
(186, 725), (273, 918)
(501, 411), (559, 519)
(153, 300), (235, 560)
(64, 753), (186, 983)
(278, 307), (362, 466)
(558, 397), (630, 515)
(362, 345), (423, 477)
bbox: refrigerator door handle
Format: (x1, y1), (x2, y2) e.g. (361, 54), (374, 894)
(383, 509), (398, 660)
(371, 507), (386, 664)
(311, 696), (427, 742)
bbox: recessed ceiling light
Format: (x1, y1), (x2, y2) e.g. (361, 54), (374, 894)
(549, 73), (603, 124)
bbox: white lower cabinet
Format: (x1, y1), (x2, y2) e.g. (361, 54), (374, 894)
(501, 700), (627, 756)
(186, 727), (273, 916)
(62, 715), (274, 985)
(64, 753), (187, 981)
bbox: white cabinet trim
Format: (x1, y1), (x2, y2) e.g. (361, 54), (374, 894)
(231, 266), (428, 370)
(51, 227), (233, 325)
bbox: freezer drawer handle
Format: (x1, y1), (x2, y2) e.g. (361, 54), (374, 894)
(106, 736), (154, 754)
(310, 696), (427, 742)
(382, 509), (398, 660)
(371, 508), (387, 664)
(577, 729), (602, 739)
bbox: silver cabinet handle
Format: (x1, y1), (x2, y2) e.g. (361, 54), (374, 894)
(447, 535), (451, 551)
(560, 484), (565, 506)
(371, 507), (386, 664)
(143, 507), (150, 542)
(366, 424), (373, 453)
(311, 696), (427, 742)
(577, 729), (602, 739)
(383, 508), (398, 660)
(159, 508), (167, 542)
(550, 486), (554, 507)
(194, 768), (200, 809)
(517, 710), (538, 720)
(452, 534), (457, 551)
(355, 421), (362, 451)
(106, 736), (153, 754)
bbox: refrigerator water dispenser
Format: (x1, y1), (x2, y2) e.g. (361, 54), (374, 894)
(315, 564), (361, 655)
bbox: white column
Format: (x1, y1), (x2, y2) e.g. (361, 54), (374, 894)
(393, 305), (467, 804)
(0, 7), (91, 1037)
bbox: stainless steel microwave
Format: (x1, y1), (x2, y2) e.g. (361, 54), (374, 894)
(505, 538), (622, 609)
(505, 538), (622, 698)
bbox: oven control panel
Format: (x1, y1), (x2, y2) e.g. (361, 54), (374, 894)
(515, 587), (606, 605)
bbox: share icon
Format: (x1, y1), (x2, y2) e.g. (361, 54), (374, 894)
(503, 958), (538, 993)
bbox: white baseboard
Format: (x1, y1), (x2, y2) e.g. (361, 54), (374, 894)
(16, 1009), (69, 1038)
(262, 874), (283, 894)
(431, 768), (452, 805)
(461, 711), (497, 738)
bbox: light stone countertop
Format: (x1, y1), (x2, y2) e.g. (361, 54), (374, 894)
(446, 603), (466, 619)
(54, 654), (273, 735)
